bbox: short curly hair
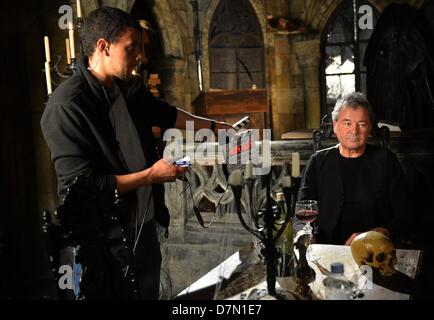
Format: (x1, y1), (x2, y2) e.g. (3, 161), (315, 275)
(80, 6), (141, 57)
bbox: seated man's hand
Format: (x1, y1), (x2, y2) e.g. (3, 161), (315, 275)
(345, 233), (362, 246)
(370, 227), (391, 238)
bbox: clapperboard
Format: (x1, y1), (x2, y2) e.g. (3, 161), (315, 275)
(232, 116), (251, 131)
(219, 129), (262, 177)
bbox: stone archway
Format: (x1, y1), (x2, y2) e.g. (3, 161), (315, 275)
(201, 0), (267, 91)
(310, 0), (426, 34)
(78, 0), (186, 106)
(149, 1), (184, 59)
(79, 0), (184, 59)
(77, 0), (136, 18)
(282, 0), (426, 133)
(144, 0), (186, 107)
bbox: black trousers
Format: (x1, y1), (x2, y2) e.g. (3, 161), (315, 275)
(133, 220), (162, 300)
(77, 220), (161, 300)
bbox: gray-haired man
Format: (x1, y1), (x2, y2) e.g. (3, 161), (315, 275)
(297, 92), (412, 245)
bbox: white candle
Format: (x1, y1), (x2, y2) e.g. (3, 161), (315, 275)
(281, 176), (292, 188)
(44, 36), (51, 62)
(69, 23), (76, 59)
(77, 0), (82, 18)
(292, 152), (300, 177)
(228, 170), (242, 186)
(245, 162), (253, 179)
(65, 38), (71, 64)
(45, 61), (52, 95)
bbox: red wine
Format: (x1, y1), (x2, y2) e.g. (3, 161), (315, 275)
(295, 209), (318, 223)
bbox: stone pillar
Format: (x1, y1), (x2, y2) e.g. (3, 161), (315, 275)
(294, 40), (321, 129)
(270, 36), (293, 140)
(158, 58), (187, 109)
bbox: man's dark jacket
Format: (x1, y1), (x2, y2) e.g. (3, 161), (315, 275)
(297, 144), (411, 244)
(40, 59), (177, 231)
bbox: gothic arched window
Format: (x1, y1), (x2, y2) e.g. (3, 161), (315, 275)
(321, 0), (379, 115)
(209, 0), (264, 90)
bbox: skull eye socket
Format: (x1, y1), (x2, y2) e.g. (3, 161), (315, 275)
(376, 253), (386, 262)
(364, 252), (374, 264)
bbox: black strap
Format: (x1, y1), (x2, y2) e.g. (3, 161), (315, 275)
(210, 120), (216, 133)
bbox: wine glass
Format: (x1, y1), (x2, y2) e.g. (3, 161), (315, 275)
(295, 200), (319, 262)
(295, 200), (319, 233)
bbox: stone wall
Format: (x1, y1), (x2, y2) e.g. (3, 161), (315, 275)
(75, 0), (426, 137)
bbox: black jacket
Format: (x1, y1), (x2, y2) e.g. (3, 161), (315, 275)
(40, 59), (177, 230)
(297, 144), (412, 244)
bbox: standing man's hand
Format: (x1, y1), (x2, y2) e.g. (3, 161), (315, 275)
(149, 158), (188, 183)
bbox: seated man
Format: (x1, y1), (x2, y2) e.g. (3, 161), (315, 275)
(296, 92), (412, 245)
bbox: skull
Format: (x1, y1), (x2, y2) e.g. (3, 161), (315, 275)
(350, 231), (397, 276)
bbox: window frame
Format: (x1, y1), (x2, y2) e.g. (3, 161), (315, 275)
(208, 0), (265, 90)
(320, 0), (379, 117)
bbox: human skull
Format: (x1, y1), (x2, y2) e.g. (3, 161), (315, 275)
(350, 231), (397, 276)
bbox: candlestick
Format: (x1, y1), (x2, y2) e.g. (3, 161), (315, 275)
(245, 162), (253, 179)
(44, 36), (51, 63)
(45, 61), (52, 95)
(292, 152), (300, 177)
(228, 170), (242, 186)
(281, 176), (292, 188)
(77, 0), (82, 18)
(69, 23), (76, 59)
(65, 39), (71, 65)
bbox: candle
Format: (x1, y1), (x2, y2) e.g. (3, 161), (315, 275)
(281, 176), (292, 188)
(44, 36), (51, 62)
(245, 162), (253, 179)
(292, 152), (300, 177)
(45, 61), (52, 95)
(77, 0), (82, 18)
(65, 39), (71, 64)
(69, 23), (76, 59)
(228, 170), (242, 186)
(276, 192), (284, 202)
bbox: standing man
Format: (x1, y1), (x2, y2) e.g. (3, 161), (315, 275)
(41, 6), (232, 299)
(297, 92), (412, 245)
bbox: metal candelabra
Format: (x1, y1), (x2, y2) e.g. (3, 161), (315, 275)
(229, 167), (302, 299)
(43, 18), (83, 97)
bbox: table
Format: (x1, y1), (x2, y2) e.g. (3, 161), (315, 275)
(177, 244), (422, 300)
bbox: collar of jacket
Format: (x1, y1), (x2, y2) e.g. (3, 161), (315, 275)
(76, 57), (140, 111)
(76, 56), (114, 112)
